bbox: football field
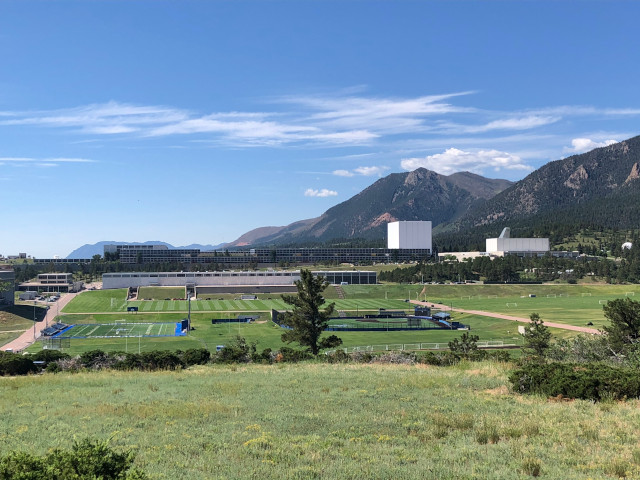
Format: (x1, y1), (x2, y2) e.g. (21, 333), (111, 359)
(57, 322), (182, 339)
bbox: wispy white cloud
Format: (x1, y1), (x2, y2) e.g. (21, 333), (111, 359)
(438, 115), (560, 134)
(0, 156), (96, 167)
(2, 94), (639, 154)
(563, 138), (618, 154)
(401, 148), (533, 175)
(0, 101), (188, 135)
(332, 165), (389, 177)
(304, 188), (338, 197)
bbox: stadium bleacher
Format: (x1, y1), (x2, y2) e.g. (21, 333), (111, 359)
(41, 322), (69, 337)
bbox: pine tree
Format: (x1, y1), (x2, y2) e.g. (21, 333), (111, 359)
(523, 312), (551, 358)
(280, 270), (342, 355)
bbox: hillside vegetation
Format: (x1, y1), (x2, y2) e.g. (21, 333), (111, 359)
(1, 362), (639, 479)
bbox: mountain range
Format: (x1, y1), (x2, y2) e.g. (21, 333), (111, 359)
(229, 134), (640, 249)
(65, 241), (224, 259)
(68, 134), (640, 257)
(229, 170), (513, 246)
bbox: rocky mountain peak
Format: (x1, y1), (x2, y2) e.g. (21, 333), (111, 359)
(625, 162), (640, 184)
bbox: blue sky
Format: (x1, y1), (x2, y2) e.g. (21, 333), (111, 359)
(1, 1), (639, 258)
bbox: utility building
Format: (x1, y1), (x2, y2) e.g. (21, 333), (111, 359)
(387, 221), (432, 251)
(486, 228), (549, 256)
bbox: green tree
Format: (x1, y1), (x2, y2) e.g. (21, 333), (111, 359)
(523, 312), (551, 358)
(448, 331), (479, 356)
(280, 269), (342, 355)
(603, 297), (640, 352)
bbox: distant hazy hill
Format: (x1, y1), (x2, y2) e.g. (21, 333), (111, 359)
(65, 241), (224, 259)
(227, 168), (513, 246)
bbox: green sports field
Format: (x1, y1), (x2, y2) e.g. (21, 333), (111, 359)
(44, 282), (639, 355)
(137, 286), (185, 300)
(63, 291), (413, 314)
(59, 321), (179, 339)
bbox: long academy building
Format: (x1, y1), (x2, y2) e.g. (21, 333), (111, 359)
(103, 221), (433, 266)
(102, 270), (377, 294)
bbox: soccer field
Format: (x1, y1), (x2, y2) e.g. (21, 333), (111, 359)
(137, 286), (185, 300)
(58, 322), (182, 339)
(65, 292), (412, 314)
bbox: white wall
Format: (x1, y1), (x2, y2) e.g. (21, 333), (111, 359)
(102, 272), (301, 289)
(387, 221), (432, 250)
(486, 237), (549, 253)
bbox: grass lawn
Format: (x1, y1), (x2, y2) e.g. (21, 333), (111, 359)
(0, 305), (47, 345)
(64, 289), (413, 314)
(62, 289), (129, 313)
(1, 362), (640, 479)
(138, 286), (186, 300)
(28, 308), (566, 355)
(339, 284), (640, 329)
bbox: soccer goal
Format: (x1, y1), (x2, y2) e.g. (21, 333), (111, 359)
(559, 294), (569, 297)
(546, 294), (557, 298)
(506, 303), (518, 307)
(461, 296), (472, 300)
(599, 299), (608, 305)
(488, 295), (498, 299)
(626, 292), (636, 297)
(581, 293), (592, 297)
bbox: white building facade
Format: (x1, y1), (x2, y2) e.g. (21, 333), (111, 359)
(387, 221), (432, 251)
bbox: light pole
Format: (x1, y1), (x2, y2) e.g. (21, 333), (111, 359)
(33, 301), (37, 341)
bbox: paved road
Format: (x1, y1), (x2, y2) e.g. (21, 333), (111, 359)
(0, 290), (80, 352)
(410, 300), (601, 334)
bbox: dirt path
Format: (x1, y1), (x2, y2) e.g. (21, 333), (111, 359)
(1, 290), (81, 352)
(410, 300), (601, 334)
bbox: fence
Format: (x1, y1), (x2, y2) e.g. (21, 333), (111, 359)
(325, 339), (520, 355)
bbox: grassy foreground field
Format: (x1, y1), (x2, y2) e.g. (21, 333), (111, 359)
(2, 362), (640, 479)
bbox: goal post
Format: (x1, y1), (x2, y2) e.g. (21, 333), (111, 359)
(581, 293), (592, 297)
(599, 299), (608, 305)
(626, 292), (636, 297)
(506, 303), (518, 307)
(546, 294), (557, 298)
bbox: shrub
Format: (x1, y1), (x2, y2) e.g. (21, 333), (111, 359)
(138, 351), (183, 370)
(181, 348), (211, 366)
(349, 351), (374, 363)
(509, 362), (640, 401)
(325, 349), (350, 363)
(45, 362), (62, 373)
(0, 438), (148, 479)
(79, 350), (118, 370)
(371, 351), (416, 365)
(546, 334), (612, 363)
(0, 352), (37, 376)
(485, 350), (512, 362)
(216, 336), (256, 363)
(251, 348), (273, 364)
(276, 347), (312, 363)
(113, 351), (183, 371)
(32, 350), (70, 362)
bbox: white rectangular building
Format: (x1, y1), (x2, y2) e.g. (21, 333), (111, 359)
(486, 228), (549, 255)
(387, 221), (432, 250)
